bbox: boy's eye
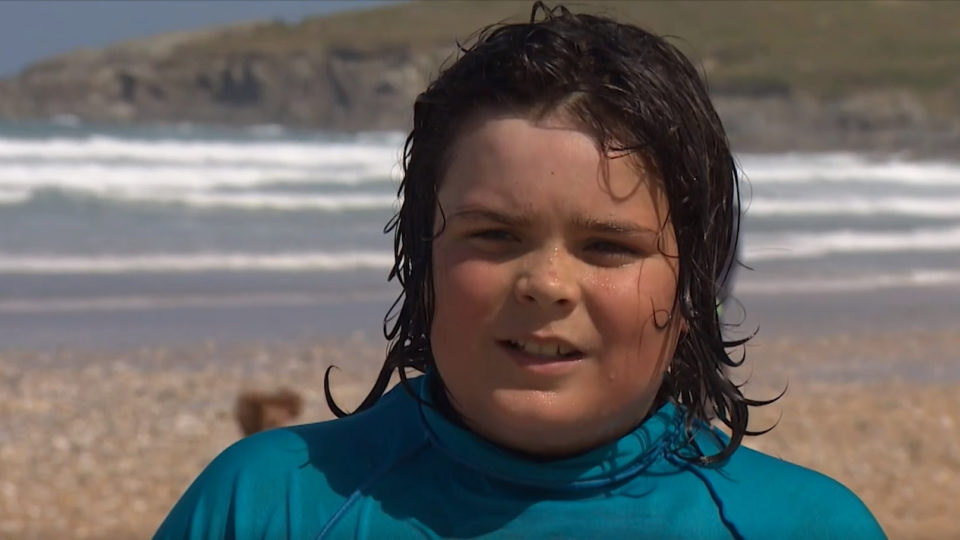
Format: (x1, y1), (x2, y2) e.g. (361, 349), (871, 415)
(585, 240), (639, 256)
(470, 229), (518, 242)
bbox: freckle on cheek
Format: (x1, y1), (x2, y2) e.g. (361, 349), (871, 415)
(586, 275), (619, 293)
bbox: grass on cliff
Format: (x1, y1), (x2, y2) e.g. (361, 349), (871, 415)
(187, 0), (960, 101)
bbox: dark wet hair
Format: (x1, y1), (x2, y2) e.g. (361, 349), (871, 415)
(326, 1), (774, 463)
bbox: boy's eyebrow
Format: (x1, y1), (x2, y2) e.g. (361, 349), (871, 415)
(450, 208), (658, 235)
(449, 208), (531, 227)
(572, 215), (660, 236)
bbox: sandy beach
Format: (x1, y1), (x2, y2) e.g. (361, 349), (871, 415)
(1, 322), (958, 539)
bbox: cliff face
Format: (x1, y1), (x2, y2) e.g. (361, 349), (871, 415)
(713, 92), (958, 157)
(0, 16), (957, 156)
(0, 24), (454, 132)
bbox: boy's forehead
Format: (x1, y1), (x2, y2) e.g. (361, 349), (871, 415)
(434, 115), (672, 234)
(444, 114), (658, 185)
(442, 163), (662, 212)
(450, 110), (659, 174)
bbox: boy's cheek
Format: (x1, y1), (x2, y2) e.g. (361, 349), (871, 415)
(435, 258), (510, 317)
(587, 270), (678, 334)
(435, 240), (505, 289)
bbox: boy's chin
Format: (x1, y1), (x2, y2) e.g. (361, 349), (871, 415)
(472, 394), (622, 458)
(465, 385), (663, 458)
(486, 423), (613, 459)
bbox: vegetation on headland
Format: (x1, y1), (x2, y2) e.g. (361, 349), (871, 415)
(190, 1), (960, 109)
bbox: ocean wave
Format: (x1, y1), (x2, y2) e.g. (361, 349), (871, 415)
(737, 269), (960, 294)
(743, 225), (960, 261)
(0, 162), (396, 191)
(244, 124), (288, 138)
(0, 134), (404, 169)
(0, 251), (395, 274)
(0, 189), (30, 205)
(0, 289), (396, 314)
(745, 196), (960, 218)
(739, 152), (960, 186)
(0, 188), (399, 211)
(128, 192), (399, 211)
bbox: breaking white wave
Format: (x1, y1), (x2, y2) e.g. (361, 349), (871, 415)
(164, 192), (399, 211)
(745, 196), (960, 218)
(0, 189), (30, 205)
(0, 251), (395, 274)
(0, 132), (405, 197)
(743, 226), (960, 261)
(0, 289), (397, 314)
(0, 133), (405, 168)
(112, 191), (398, 211)
(0, 187), (399, 211)
(0, 161), (396, 191)
(737, 268), (960, 294)
(739, 152), (960, 186)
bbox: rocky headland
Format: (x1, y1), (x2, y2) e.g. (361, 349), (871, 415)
(0, 1), (957, 156)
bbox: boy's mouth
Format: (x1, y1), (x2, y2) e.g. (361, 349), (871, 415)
(501, 339), (584, 359)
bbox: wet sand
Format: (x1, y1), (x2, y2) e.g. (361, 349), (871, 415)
(1, 327), (958, 539)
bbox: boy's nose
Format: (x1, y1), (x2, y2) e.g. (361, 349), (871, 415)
(513, 249), (580, 309)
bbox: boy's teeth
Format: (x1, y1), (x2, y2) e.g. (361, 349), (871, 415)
(512, 340), (575, 357)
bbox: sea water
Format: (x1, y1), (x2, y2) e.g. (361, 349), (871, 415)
(0, 119), (958, 350)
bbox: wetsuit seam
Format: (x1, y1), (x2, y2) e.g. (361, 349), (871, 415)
(665, 454), (745, 540)
(314, 437), (431, 540)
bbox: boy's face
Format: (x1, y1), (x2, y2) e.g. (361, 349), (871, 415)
(431, 113), (683, 457)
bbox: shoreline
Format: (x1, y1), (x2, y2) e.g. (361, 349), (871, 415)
(2, 281), (959, 357)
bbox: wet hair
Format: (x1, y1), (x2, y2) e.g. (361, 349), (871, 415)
(326, 1), (775, 463)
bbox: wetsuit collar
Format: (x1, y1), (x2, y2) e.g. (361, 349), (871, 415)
(414, 371), (685, 491)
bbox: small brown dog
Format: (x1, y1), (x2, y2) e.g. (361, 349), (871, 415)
(234, 387), (304, 437)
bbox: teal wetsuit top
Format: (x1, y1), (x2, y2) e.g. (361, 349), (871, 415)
(155, 374), (885, 539)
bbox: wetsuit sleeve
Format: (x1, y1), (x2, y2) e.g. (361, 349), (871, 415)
(786, 479), (887, 540)
(706, 441), (888, 539)
(152, 431), (309, 540)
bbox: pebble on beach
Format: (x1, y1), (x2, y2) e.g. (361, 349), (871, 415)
(1, 330), (957, 539)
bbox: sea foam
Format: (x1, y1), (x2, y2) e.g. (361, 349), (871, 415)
(744, 225), (960, 261)
(0, 251), (395, 274)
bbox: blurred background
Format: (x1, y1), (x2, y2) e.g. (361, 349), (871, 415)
(0, 1), (957, 538)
